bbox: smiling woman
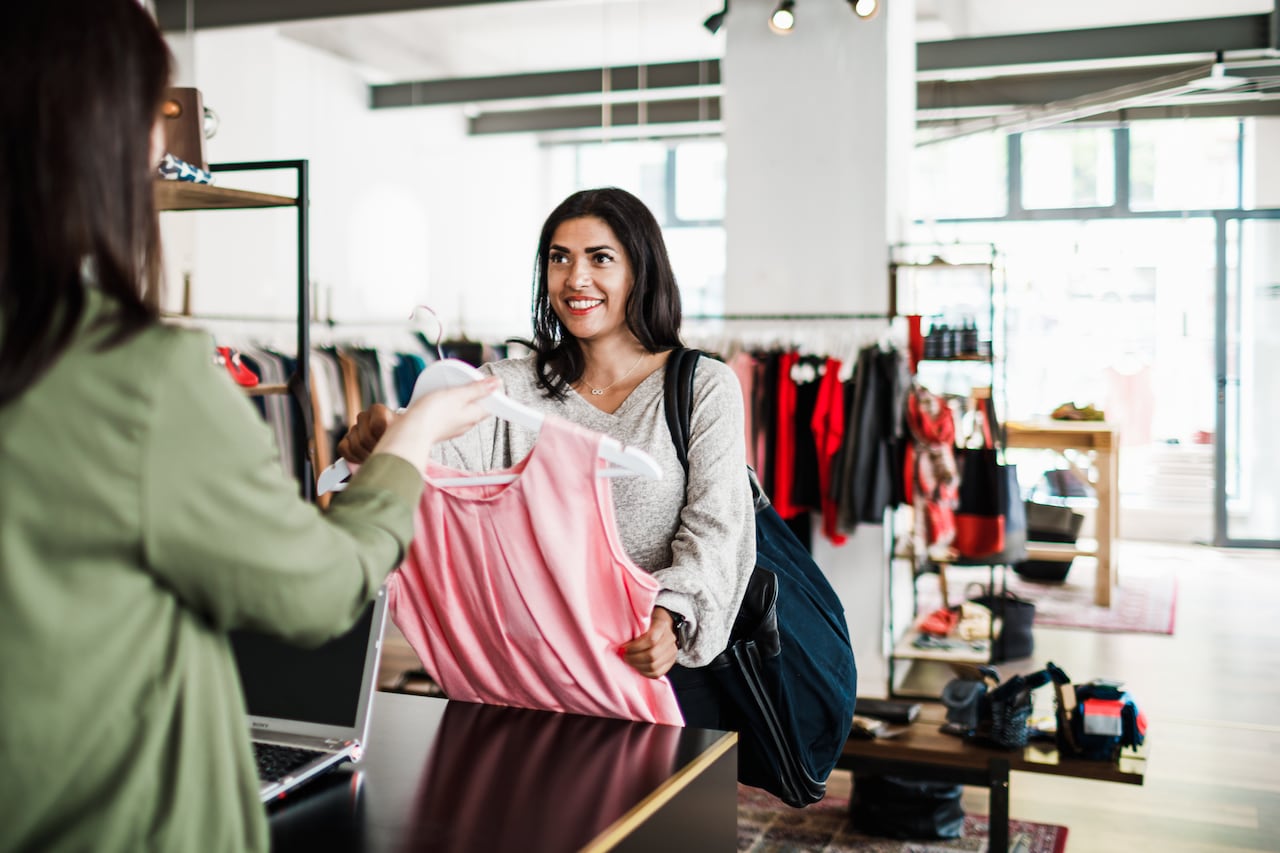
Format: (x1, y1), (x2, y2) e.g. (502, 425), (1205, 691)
(527, 187), (684, 403)
(337, 186), (758, 731)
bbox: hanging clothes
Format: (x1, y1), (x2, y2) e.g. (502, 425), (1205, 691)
(728, 351), (758, 469)
(904, 385), (958, 551)
(788, 354), (825, 513)
(388, 415), (685, 727)
(770, 350), (804, 520)
(809, 357), (848, 546)
(833, 344), (910, 534)
(755, 352), (778, 503)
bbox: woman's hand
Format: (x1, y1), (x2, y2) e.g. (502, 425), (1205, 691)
(337, 403), (396, 464)
(620, 607), (679, 679)
(357, 377), (500, 472)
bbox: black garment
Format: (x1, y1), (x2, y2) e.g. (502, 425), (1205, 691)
(756, 352), (781, 501)
(349, 348), (383, 412)
(788, 355), (825, 512)
(834, 346), (910, 533)
(441, 339), (485, 366)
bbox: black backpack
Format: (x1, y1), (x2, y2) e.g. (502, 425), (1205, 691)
(663, 347), (858, 807)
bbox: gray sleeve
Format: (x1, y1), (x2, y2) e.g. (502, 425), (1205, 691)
(653, 358), (757, 666)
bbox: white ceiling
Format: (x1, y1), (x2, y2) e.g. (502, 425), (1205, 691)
(278, 0), (727, 82)
(271, 0), (1276, 84)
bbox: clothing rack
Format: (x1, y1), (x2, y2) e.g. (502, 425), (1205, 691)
(164, 313), (424, 326)
(684, 312), (893, 321)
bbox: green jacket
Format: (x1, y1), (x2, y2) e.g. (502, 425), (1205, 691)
(0, 292), (424, 852)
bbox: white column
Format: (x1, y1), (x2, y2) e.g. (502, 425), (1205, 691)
(722, 0), (916, 696)
(723, 0), (914, 314)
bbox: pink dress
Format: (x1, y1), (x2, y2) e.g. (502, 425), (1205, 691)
(387, 414), (684, 726)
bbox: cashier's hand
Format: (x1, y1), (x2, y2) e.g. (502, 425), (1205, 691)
(621, 607), (679, 679)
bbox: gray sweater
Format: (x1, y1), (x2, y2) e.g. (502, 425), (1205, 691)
(434, 354), (756, 666)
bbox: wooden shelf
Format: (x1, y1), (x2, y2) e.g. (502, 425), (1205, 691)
(893, 628), (992, 665)
(155, 181), (295, 211)
(244, 384), (289, 397)
(1005, 421), (1118, 606)
(1024, 538), (1099, 562)
(918, 354), (993, 363)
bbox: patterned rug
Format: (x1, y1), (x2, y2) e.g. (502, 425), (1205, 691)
(738, 786), (1068, 853)
(918, 557), (1177, 635)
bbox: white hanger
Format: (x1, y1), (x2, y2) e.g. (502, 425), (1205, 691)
(315, 358), (662, 495)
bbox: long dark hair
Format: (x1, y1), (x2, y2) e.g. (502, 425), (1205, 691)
(0, 0), (172, 406)
(518, 187), (683, 399)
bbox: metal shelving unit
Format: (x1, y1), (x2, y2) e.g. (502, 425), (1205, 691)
(885, 243), (1009, 697)
(157, 159), (313, 499)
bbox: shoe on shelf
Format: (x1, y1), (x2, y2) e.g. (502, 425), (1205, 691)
(1051, 402), (1105, 421)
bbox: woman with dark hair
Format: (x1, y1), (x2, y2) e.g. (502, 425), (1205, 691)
(339, 187), (756, 724)
(0, 2), (497, 850)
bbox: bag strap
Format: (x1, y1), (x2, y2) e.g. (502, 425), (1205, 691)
(663, 347), (772, 513)
(662, 346), (702, 475)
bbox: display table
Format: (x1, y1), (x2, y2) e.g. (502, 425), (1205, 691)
(1006, 421), (1119, 607)
(268, 692), (738, 853)
(840, 711), (1145, 853)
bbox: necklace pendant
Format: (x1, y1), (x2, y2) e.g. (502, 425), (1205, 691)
(591, 388), (604, 396)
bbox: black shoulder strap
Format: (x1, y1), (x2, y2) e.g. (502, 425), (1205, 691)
(662, 347), (702, 474)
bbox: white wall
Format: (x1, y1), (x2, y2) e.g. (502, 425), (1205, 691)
(163, 27), (545, 342)
(722, 2), (905, 315)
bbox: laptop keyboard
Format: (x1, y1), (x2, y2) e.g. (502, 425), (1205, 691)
(253, 742), (325, 782)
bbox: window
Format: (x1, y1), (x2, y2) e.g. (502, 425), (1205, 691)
(923, 217), (1217, 507)
(912, 131), (1007, 220)
(547, 138), (727, 314)
(575, 141), (670, 221)
(1021, 126), (1115, 210)
(1129, 119), (1240, 211)
(673, 141), (725, 223)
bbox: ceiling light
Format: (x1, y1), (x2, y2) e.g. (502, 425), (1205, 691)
(703, 1), (729, 35)
(1190, 62), (1246, 91)
(849, 0), (879, 18)
(769, 0), (795, 35)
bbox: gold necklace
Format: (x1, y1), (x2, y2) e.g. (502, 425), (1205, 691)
(582, 352), (647, 396)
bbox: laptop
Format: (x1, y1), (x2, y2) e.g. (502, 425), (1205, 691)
(230, 587), (389, 802)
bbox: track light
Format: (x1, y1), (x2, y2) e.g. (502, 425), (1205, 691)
(703, 1), (729, 35)
(848, 0), (878, 19)
(769, 0), (795, 35)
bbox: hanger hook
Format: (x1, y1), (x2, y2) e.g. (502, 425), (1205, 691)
(410, 304), (446, 361)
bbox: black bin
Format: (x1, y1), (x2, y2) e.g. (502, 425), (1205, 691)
(1014, 501), (1084, 583)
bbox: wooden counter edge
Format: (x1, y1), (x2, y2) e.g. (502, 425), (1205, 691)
(579, 730), (738, 853)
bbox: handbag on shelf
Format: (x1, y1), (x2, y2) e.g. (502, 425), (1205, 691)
(941, 662), (1066, 750)
(1057, 672), (1147, 761)
(663, 348), (858, 808)
(966, 581), (1036, 662)
(953, 397), (1028, 565)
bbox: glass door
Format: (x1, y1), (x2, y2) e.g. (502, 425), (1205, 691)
(1216, 213), (1280, 547)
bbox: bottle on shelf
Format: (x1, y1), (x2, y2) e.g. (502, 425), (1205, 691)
(961, 317), (979, 357)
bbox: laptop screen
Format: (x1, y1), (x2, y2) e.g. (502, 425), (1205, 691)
(231, 602), (375, 729)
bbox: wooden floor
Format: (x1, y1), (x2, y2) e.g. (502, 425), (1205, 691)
(852, 539), (1280, 852)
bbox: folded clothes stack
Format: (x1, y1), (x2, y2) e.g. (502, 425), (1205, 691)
(158, 152), (214, 184)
